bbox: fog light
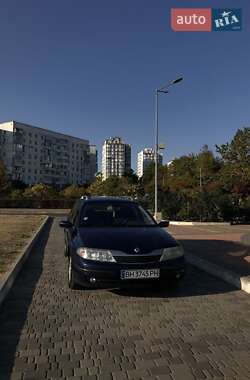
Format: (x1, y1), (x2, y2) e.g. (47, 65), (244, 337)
(176, 273), (181, 279)
(90, 277), (96, 283)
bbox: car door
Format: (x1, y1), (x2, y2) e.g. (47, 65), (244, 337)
(65, 200), (80, 255)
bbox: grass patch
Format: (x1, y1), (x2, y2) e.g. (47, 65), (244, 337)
(0, 215), (45, 278)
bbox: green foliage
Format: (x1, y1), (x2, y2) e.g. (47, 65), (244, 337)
(216, 128), (250, 163)
(139, 129), (249, 221)
(123, 169), (139, 184)
(87, 175), (139, 198)
(23, 184), (57, 199)
(216, 128), (250, 202)
(10, 189), (24, 199)
(60, 185), (87, 199)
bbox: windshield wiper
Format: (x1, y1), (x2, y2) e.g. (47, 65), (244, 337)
(114, 224), (157, 227)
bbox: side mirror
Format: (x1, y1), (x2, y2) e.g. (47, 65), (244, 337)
(59, 220), (73, 229)
(158, 220), (169, 228)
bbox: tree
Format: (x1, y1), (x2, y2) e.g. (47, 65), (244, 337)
(123, 169), (139, 185)
(87, 177), (103, 196)
(87, 175), (140, 198)
(216, 128), (250, 164)
(216, 128), (250, 201)
(167, 154), (197, 193)
(11, 180), (27, 190)
(60, 185), (86, 199)
(23, 184), (58, 199)
(10, 189), (24, 199)
(196, 145), (222, 191)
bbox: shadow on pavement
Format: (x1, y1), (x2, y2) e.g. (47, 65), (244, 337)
(0, 218), (52, 380)
(180, 239), (250, 277)
(110, 265), (237, 299)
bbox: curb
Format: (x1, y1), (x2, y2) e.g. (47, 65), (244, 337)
(241, 233), (250, 247)
(0, 216), (51, 308)
(186, 251), (250, 294)
(0, 209), (69, 216)
(170, 221), (230, 226)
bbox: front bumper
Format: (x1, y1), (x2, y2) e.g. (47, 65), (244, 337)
(71, 254), (186, 288)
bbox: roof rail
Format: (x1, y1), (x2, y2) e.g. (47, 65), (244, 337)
(103, 195), (134, 200)
(80, 195), (135, 201)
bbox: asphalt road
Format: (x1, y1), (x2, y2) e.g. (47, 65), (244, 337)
(1, 219), (250, 380)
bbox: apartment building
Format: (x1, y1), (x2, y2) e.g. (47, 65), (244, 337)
(0, 121), (97, 186)
(137, 148), (163, 178)
(89, 145), (98, 181)
(102, 137), (131, 180)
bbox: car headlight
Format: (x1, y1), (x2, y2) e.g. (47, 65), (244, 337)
(160, 245), (184, 261)
(76, 248), (116, 262)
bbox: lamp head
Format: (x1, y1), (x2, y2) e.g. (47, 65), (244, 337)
(172, 77), (183, 85)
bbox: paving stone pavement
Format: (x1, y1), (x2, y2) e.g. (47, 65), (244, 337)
(1, 218), (250, 380)
(168, 224), (250, 277)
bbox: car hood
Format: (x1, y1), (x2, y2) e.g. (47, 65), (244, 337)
(77, 227), (178, 254)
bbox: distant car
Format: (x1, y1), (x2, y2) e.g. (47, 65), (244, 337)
(59, 196), (185, 289)
(230, 216), (250, 225)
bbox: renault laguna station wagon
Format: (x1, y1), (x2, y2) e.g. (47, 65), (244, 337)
(59, 196), (185, 289)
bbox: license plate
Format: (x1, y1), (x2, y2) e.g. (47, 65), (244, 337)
(120, 269), (160, 280)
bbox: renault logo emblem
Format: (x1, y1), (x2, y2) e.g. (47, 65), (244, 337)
(134, 247), (140, 254)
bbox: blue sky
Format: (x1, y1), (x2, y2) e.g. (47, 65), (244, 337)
(0, 0), (249, 170)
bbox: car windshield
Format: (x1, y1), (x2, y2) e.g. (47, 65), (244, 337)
(79, 201), (156, 227)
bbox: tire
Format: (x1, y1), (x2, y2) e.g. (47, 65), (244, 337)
(68, 257), (78, 289)
(64, 241), (69, 257)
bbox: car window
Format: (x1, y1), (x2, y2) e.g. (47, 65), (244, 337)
(79, 201), (156, 227)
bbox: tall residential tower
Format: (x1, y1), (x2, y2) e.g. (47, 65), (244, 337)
(137, 148), (163, 178)
(102, 137), (131, 180)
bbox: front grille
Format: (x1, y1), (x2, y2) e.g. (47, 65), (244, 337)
(114, 255), (161, 264)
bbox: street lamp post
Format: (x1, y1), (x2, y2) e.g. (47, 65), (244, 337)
(154, 77), (183, 220)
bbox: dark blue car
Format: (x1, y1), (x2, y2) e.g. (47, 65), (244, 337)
(59, 196), (185, 289)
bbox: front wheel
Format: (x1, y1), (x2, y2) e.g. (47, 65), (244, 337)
(68, 257), (78, 289)
(64, 241), (69, 257)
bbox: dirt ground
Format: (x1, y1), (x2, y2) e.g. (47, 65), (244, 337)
(0, 215), (45, 278)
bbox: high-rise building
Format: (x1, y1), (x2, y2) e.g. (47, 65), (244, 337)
(88, 145), (98, 181)
(102, 137), (131, 180)
(137, 148), (163, 178)
(0, 121), (97, 186)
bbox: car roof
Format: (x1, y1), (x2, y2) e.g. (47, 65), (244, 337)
(79, 196), (137, 204)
